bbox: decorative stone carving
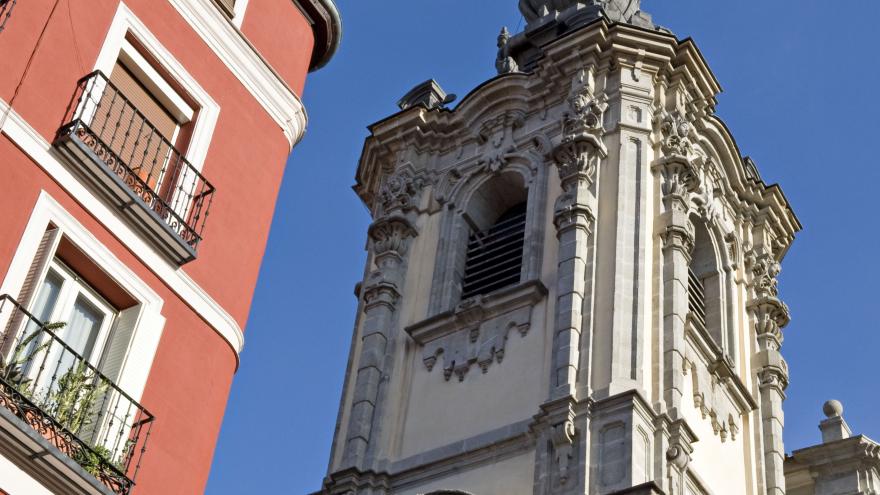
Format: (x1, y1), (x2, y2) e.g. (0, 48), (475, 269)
(657, 160), (699, 206)
(406, 281), (547, 382)
(495, 27), (518, 75)
(377, 165), (426, 216)
(747, 252), (781, 298)
(424, 304), (531, 381)
(362, 278), (400, 312)
(368, 216), (417, 259)
(660, 224), (695, 258)
(551, 420), (577, 484)
(478, 111), (524, 173)
(660, 110), (696, 159)
(553, 68), (608, 186)
(682, 338), (756, 444)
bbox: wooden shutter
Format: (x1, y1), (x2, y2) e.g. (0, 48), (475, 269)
(1, 227), (60, 355)
(15, 227), (61, 309)
(214, 0), (235, 17)
(89, 61), (179, 190)
(98, 305), (141, 384)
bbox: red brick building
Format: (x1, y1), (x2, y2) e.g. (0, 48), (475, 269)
(0, 1), (340, 493)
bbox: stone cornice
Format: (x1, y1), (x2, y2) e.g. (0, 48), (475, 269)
(405, 280), (548, 344)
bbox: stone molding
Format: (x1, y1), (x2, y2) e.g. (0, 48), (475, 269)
(407, 281), (548, 381)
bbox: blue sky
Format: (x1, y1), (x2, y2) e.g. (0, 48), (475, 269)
(206, 1), (880, 493)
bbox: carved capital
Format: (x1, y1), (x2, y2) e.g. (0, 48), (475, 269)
(362, 279), (400, 312)
(552, 68), (608, 187)
(368, 216), (417, 261)
(748, 296), (790, 350)
(758, 366), (789, 394)
(553, 200), (594, 235)
(655, 157), (700, 212)
(660, 223), (695, 259)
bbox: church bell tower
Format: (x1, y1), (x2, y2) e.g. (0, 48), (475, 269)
(321, 2), (801, 494)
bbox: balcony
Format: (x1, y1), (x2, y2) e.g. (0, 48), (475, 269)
(0, 295), (153, 495)
(54, 71), (215, 265)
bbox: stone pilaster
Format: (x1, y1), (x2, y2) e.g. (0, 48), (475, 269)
(549, 68), (607, 401)
(655, 143), (699, 419)
(534, 68), (607, 495)
(747, 250), (790, 495)
(340, 215), (416, 472)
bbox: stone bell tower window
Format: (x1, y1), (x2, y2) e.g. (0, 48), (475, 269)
(460, 202), (527, 299)
(688, 221), (726, 350)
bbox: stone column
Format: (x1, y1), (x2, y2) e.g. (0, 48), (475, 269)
(340, 215), (416, 470)
(747, 249), (790, 495)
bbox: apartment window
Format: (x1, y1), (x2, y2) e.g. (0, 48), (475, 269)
(0, 226), (154, 491)
(56, 36), (215, 263)
(27, 259), (117, 367)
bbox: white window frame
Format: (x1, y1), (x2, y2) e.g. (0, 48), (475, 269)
(34, 259), (118, 365)
(232, 0), (251, 28)
(94, 2), (219, 172)
(0, 192), (165, 407)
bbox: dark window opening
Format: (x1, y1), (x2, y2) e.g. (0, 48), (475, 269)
(461, 202), (526, 299)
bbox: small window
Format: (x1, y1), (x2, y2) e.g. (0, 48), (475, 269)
(460, 202), (527, 299)
(213, 0), (236, 17)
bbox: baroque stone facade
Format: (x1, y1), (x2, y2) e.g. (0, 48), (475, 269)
(319, 2), (806, 494)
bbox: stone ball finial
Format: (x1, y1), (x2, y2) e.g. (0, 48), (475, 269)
(823, 400), (844, 418)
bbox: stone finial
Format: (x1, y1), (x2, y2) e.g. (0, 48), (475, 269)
(495, 27), (519, 74)
(823, 399), (844, 418)
(819, 400), (852, 444)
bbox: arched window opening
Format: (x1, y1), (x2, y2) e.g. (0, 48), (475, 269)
(458, 173), (528, 300)
(461, 202), (527, 299)
(689, 222), (726, 349)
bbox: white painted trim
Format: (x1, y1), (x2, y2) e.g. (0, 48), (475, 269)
(118, 39), (194, 123)
(232, 0), (252, 29)
(0, 98), (245, 356)
(166, 0), (308, 148)
(96, 3), (219, 170)
(0, 191), (165, 407)
(0, 453), (54, 495)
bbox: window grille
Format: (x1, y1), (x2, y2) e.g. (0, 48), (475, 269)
(461, 203), (526, 299)
(688, 267), (707, 327)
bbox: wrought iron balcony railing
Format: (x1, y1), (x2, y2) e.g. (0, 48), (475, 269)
(54, 71), (214, 264)
(0, 295), (153, 495)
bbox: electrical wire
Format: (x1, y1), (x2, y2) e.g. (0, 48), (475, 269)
(0, 0), (63, 133)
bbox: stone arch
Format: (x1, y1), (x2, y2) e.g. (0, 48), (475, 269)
(428, 155), (547, 315)
(688, 213), (735, 359)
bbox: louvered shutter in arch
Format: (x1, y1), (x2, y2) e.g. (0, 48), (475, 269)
(98, 305), (141, 384)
